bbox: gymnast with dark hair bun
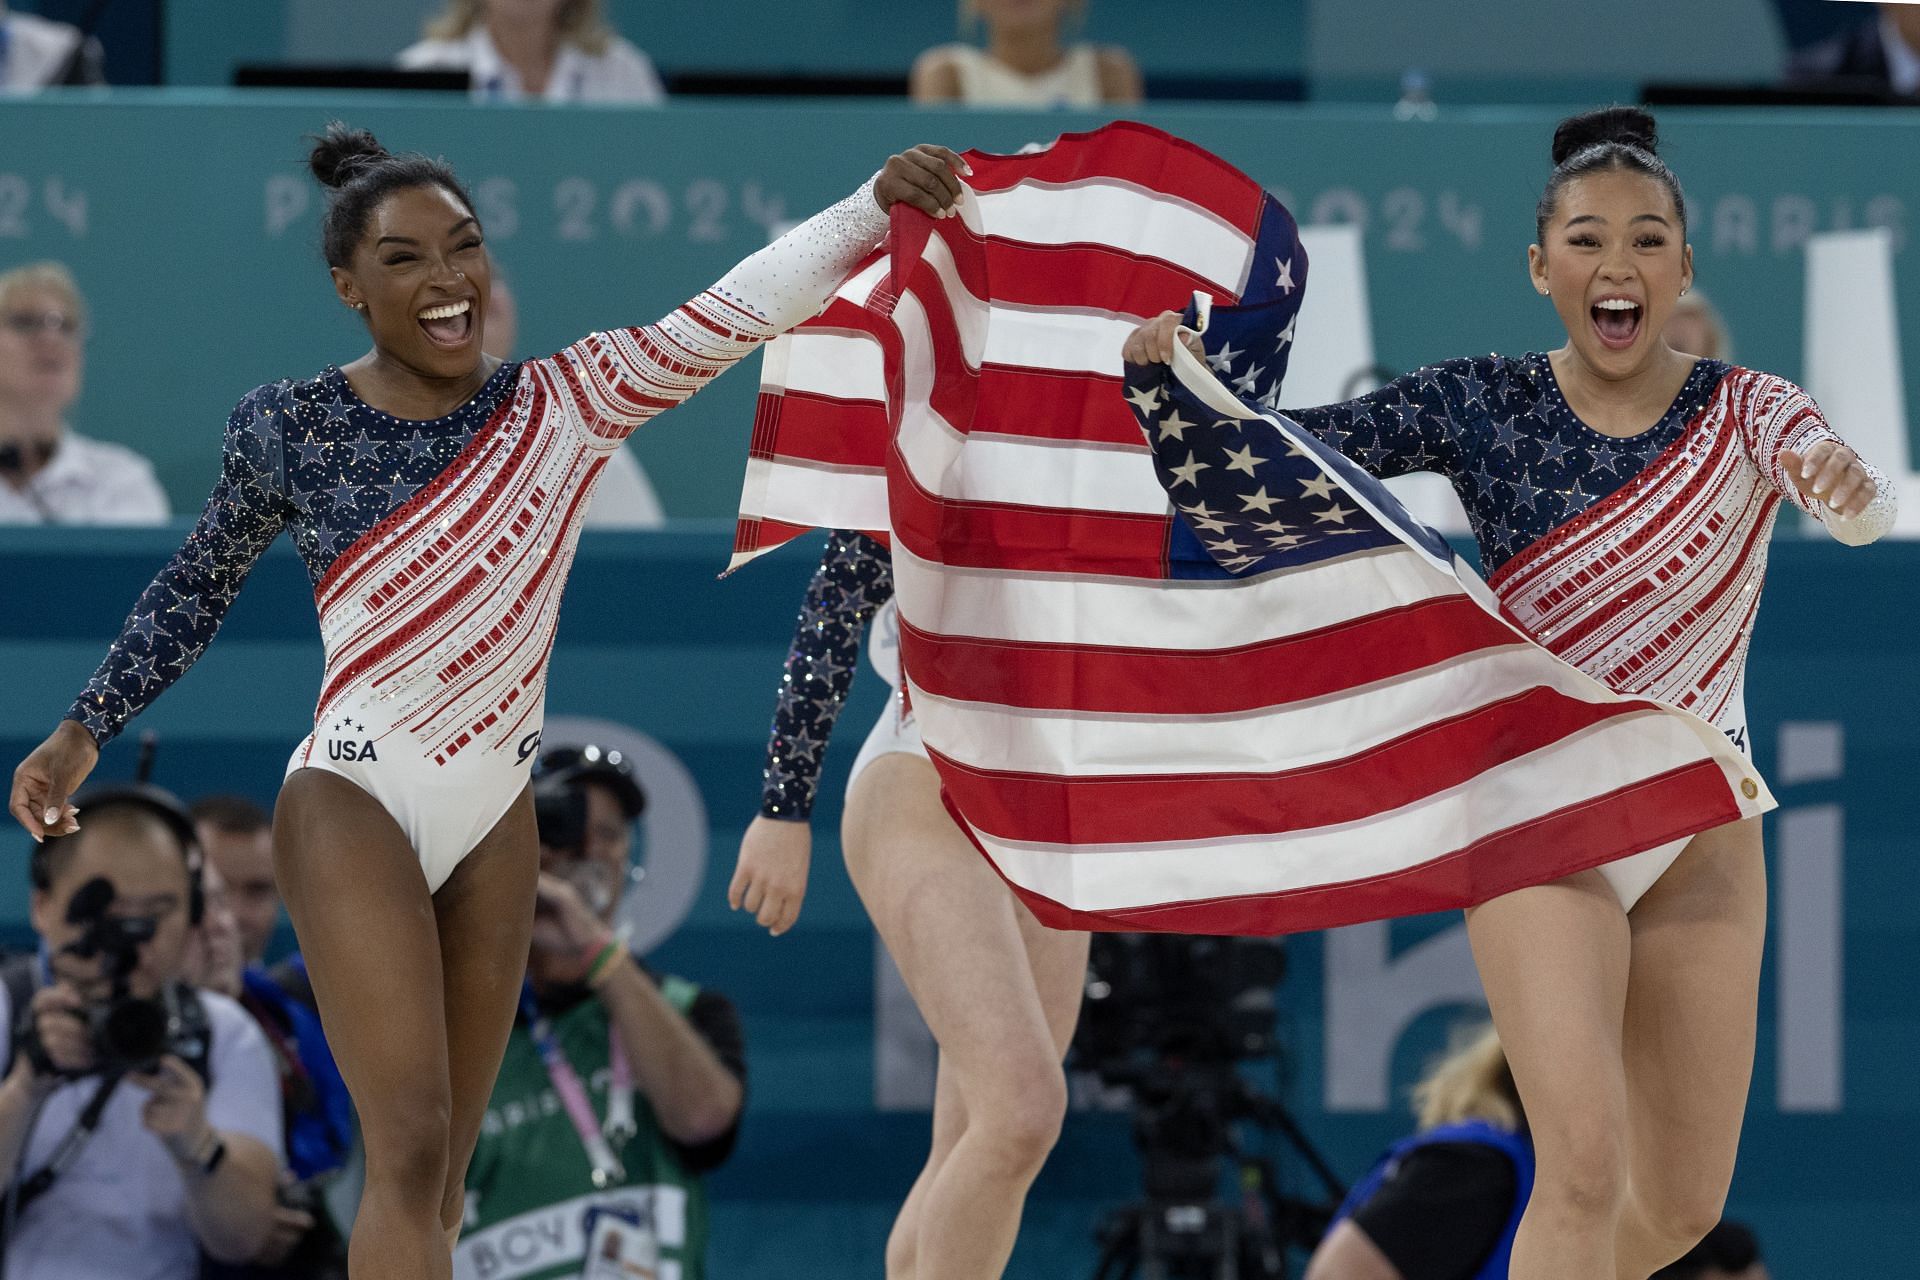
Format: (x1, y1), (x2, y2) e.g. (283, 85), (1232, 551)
(1126, 106), (1894, 1279)
(9, 121), (970, 1279)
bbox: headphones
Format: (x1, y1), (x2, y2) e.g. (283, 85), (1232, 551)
(29, 782), (207, 927)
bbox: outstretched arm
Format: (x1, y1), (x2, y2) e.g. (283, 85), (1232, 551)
(1121, 308), (1467, 480)
(1746, 377), (1896, 545)
(559, 147), (969, 445)
(728, 531), (895, 935)
(10, 391), (290, 839)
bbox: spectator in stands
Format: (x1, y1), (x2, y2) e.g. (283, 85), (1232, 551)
(1664, 290), (1732, 362)
(1785, 2), (1920, 96)
(400, 0), (664, 103)
(479, 264), (666, 525)
(912, 0), (1142, 107)
(192, 795), (354, 1279)
(0, 1), (105, 89)
(456, 745), (744, 1280)
(1305, 1024), (1531, 1280)
(1651, 1221), (1769, 1280)
(0, 788), (282, 1277)
(0, 261), (169, 524)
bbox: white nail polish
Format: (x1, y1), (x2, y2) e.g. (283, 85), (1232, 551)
(43, 807), (58, 825)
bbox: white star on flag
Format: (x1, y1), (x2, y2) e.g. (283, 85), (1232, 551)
(1155, 408), (1194, 442)
(1275, 256), (1296, 294)
(1275, 313), (1298, 350)
(1125, 384), (1164, 414)
(1238, 486), (1281, 514)
(1314, 503), (1358, 525)
(1169, 452), (1211, 488)
(1222, 443), (1267, 475)
(1231, 363), (1267, 396)
(1298, 473), (1338, 500)
(1206, 341), (1243, 373)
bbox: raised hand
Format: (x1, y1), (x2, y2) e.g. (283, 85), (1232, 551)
(873, 145), (971, 220)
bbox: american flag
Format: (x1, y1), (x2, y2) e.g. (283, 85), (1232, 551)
(732, 122), (1772, 934)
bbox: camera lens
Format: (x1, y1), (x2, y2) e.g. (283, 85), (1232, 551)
(96, 995), (170, 1070)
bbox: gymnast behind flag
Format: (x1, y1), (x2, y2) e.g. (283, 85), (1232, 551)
(727, 121), (1773, 936)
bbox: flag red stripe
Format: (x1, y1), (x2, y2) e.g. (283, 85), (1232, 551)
(975, 759), (1739, 935)
(888, 441), (1173, 578)
(938, 226), (1232, 316)
(959, 121), (1266, 235)
(973, 365), (1144, 447)
(753, 391), (891, 469)
(898, 595), (1519, 714)
(928, 688), (1664, 846)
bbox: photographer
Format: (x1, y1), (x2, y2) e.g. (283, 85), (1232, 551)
(0, 788), (282, 1278)
(456, 744), (745, 1280)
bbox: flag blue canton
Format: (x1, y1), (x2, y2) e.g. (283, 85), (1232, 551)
(1123, 190), (1456, 580)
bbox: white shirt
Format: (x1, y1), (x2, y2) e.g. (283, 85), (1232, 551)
(398, 27), (664, 103)
(1882, 13), (1920, 97)
(0, 11), (86, 91)
(0, 431), (171, 525)
(0, 987), (284, 1280)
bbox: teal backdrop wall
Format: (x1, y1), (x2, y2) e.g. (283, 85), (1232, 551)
(0, 528), (1914, 1274)
(2, 96), (1916, 523)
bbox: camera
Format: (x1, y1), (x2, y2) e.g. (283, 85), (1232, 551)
(14, 876), (210, 1079)
(533, 776), (590, 859)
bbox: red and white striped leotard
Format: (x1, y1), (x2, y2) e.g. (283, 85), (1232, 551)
(68, 179), (889, 891)
(1488, 367), (1895, 747)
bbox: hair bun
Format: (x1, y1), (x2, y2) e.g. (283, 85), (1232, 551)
(308, 122), (391, 190)
(1551, 106), (1659, 167)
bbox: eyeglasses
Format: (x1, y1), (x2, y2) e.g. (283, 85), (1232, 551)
(1, 311), (86, 340)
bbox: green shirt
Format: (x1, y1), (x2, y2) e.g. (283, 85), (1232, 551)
(456, 976), (736, 1280)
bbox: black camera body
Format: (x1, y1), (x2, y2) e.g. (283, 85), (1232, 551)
(533, 777), (590, 858)
(14, 877), (212, 1080)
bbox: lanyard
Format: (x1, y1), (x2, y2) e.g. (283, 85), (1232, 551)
(520, 984), (634, 1188)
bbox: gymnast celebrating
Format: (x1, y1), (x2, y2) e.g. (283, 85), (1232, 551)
(1123, 107), (1894, 1280)
(730, 534), (1088, 1280)
(9, 123), (967, 1280)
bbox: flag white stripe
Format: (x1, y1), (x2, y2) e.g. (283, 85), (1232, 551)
(889, 538), (1462, 650)
(968, 714), (1717, 912)
(760, 329), (887, 402)
(967, 178), (1254, 293)
(946, 434), (1170, 515)
(739, 456), (889, 531)
(907, 643), (1606, 778)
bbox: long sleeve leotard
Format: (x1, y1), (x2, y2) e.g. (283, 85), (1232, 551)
(68, 182), (893, 753)
(757, 531), (894, 821)
(1194, 346), (1896, 727)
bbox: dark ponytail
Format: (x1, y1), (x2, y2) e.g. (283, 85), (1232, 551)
(306, 121), (479, 268)
(1536, 106), (1686, 241)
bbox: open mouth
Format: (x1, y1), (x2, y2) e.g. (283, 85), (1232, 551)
(1590, 297), (1643, 351)
(417, 298), (474, 349)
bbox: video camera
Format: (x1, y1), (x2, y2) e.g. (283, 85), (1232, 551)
(15, 877), (210, 1080)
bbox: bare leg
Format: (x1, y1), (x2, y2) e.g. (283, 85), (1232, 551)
(1612, 819), (1766, 1278)
(883, 890), (1087, 1280)
(434, 789), (540, 1237)
(275, 770), (454, 1280)
(885, 1059), (966, 1280)
(844, 754), (1089, 1280)
(1466, 869), (1632, 1280)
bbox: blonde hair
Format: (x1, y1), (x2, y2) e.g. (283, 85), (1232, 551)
(1668, 290), (1732, 362)
(1411, 1023), (1523, 1132)
(958, 0), (1087, 36)
(0, 261), (86, 323)
(425, 0), (614, 56)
